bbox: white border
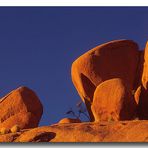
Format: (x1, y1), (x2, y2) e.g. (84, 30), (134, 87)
(0, 0), (147, 6)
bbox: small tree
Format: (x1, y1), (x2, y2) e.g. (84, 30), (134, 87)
(65, 100), (90, 121)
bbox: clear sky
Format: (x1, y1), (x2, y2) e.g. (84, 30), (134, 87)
(0, 7), (148, 126)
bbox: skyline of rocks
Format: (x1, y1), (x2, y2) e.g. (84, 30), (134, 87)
(1, 39), (148, 142)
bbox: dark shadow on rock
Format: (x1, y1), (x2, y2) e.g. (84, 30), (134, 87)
(81, 73), (96, 102)
(133, 50), (144, 90)
(30, 132), (56, 142)
(81, 73), (95, 121)
(137, 84), (148, 119)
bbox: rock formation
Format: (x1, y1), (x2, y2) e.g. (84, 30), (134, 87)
(2, 39), (148, 142)
(91, 78), (136, 122)
(71, 39), (140, 121)
(0, 86), (43, 129)
(0, 120), (148, 142)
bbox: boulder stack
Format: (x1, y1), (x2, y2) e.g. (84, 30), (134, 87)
(71, 39), (140, 121)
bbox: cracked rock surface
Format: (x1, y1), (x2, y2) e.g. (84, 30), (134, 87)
(1, 120), (148, 142)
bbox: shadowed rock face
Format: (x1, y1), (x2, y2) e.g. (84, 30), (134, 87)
(133, 42), (148, 120)
(0, 86), (43, 129)
(71, 39), (140, 121)
(137, 42), (148, 119)
(91, 78), (137, 122)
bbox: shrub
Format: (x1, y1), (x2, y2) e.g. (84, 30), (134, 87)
(65, 100), (90, 121)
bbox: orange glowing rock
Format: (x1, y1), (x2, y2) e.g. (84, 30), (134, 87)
(134, 86), (141, 105)
(0, 86), (43, 129)
(4, 120), (148, 142)
(142, 42), (148, 89)
(71, 40), (139, 121)
(91, 78), (137, 122)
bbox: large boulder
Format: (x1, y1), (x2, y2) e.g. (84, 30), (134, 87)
(91, 78), (137, 122)
(0, 86), (43, 129)
(71, 40), (139, 121)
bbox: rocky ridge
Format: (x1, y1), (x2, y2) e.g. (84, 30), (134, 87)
(1, 120), (148, 142)
(1, 39), (148, 142)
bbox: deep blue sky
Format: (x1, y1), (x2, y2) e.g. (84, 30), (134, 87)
(0, 7), (148, 126)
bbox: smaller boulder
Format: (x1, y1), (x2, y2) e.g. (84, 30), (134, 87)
(0, 86), (43, 129)
(91, 78), (137, 122)
(58, 118), (81, 124)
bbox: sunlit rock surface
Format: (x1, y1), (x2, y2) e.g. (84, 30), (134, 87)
(0, 86), (43, 129)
